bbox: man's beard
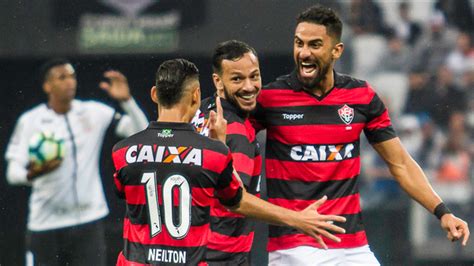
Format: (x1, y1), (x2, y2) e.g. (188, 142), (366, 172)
(297, 61), (330, 89)
(223, 86), (251, 115)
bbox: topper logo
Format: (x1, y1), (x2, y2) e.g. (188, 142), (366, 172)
(282, 113), (304, 121)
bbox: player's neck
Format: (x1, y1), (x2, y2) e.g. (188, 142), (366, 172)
(306, 72), (334, 97)
(48, 99), (71, 114)
(158, 107), (193, 123)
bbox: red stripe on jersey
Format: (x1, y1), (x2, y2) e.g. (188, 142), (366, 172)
(207, 231), (254, 253)
(123, 218), (209, 247)
(227, 121), (256, 143)
(265, 158), (360, 182)
(268, 194), (361, 215)
(258, 87), (373, 108)
(244, 119), (256, 142)
(227, 122), (246, 136)
(267, 124), (365, 145)
(366, 109), (392, 131)
(113, 173), (124, 194)
(112, 146), (129, 170)
(125, 185), (213, 207)
(210, 198), (244, 218)
(232, 152), (256, 177)
(202, 149), (231, 174)
(267, 231), (368, 251)
(124, 185), (148, 205)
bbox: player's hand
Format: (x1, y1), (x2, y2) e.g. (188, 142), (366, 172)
(206, 97), (227, 143)
(99, 70), (131, 101)
(27, 159), (62, 181)
(294, 196), (346, 249)
(441, 213), (470, 246)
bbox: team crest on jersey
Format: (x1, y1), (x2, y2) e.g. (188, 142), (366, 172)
(338, 104), (354, 125)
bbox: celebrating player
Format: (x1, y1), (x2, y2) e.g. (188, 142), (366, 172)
(191, 40), (262, 265)
(253, 5), (470, 265)
(112, 58), (346, 265)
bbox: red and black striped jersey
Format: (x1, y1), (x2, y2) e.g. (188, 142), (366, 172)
(192, 97), (261, 264)
(253, 71), (397, 251)
(112, 121), (243, 266)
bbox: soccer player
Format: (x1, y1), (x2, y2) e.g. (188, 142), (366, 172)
(191, 40), (262, 265)
(4, 58), (148, 266)
(252, 5), (470, 265)
(111, 58), (347, 265)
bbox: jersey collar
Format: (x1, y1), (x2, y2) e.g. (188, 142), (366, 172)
(148, 121), (195, 131)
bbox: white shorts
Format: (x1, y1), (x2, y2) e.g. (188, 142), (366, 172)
(269, 245), (380, 266)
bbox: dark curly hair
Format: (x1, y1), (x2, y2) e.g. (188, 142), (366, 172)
(212, 40), (258, 75)
(297, 5), (343, 42)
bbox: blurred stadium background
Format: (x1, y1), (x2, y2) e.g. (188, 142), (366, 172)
(0, 0), (473, 265)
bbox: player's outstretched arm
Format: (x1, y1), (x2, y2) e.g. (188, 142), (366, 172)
(373, 137), (470, 246)
(100, 70), (148, 137)
(228, 192), (346, 249)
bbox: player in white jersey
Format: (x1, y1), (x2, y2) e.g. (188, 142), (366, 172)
(5, 58), (148, 266)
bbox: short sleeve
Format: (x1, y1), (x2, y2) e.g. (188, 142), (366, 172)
(214, 151), (243, 207)
(363, 91), (397, 144)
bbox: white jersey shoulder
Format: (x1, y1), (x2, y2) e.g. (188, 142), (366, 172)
(191, 109), (209, 137)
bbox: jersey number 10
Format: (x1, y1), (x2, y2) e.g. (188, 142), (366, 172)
(141, 172), (191, 239)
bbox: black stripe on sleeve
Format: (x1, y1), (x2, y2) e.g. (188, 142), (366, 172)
(365, 93), (386, 122)
(364, 126), (397, 144)
(218, 187), (243, 208)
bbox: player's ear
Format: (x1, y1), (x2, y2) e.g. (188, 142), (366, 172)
(192, 85), (201, 106)
(212, 73), (224, 97)
(332, 42), (344, 60)
(43, 82), (51, 95)
(150, 86), (159, 104)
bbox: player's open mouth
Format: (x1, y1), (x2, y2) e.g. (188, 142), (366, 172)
(238, 93), (257, 101)
(300, 62), (317, 77)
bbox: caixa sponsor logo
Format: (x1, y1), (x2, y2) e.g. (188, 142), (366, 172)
(282, 113), (304, 120)
(125, 145), (202, 166)
(290, 143), (354, 161)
